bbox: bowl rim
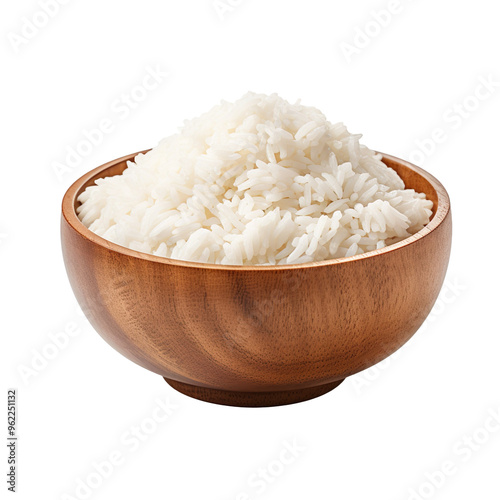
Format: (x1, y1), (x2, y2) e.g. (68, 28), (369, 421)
(62, 150), (451, 271)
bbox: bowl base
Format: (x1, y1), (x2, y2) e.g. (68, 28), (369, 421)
(164, 378), (344, 407)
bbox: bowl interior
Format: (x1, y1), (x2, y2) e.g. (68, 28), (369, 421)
(383, 156), (438, 219)
(64, 151), (449, 270)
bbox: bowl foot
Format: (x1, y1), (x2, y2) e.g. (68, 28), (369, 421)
(164, 378), (344, 407)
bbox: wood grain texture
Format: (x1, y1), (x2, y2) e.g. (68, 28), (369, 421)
(61, 151), (452, 407)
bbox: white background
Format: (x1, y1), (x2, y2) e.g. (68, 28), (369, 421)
(2, 1), (499, 499)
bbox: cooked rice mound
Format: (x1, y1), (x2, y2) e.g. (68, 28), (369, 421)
(77, 92), (433, 265)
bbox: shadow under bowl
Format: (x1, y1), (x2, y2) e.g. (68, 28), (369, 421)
(61, 151), (452, 407)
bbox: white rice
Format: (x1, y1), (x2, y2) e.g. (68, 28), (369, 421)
(77, 92), (433, 265)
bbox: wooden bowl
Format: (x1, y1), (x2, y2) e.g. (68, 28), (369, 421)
(61, 151), (451, 407)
